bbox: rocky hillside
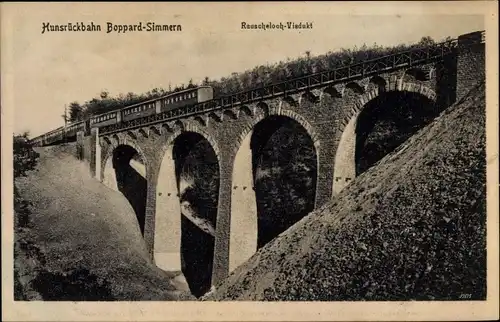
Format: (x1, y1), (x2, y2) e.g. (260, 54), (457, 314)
(14, 143), (193, 301)
(204, 81), (487, 301)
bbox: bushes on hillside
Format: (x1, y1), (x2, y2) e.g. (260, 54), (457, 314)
(31, 268), (114, 301)
(14, 132), (39, 178)
(13, 132), (40, 229)
(13, 132), (40, 300)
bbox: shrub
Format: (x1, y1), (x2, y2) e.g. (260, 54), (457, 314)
(13, 132), (40, 229)
(13, 132), (39, 178)
(31, 268), (114, 301)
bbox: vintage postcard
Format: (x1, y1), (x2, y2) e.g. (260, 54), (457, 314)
(1, 1), (499, 321)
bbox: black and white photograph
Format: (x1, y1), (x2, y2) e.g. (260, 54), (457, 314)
(2, 1), (498, 321)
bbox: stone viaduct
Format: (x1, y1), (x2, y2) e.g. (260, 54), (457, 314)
(75, 31), (485, 292)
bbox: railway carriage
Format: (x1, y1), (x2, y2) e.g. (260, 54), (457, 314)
(90, 85), (214, 128)
(32, 85), (214, 146)
(90, 110), (119, 128)
(121, 99), (157, 123)
(157, 86), (214, 113)
(64, 120), (86, 138)
(36, 126), (65, 146)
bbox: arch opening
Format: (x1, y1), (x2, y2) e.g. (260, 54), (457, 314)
(324, 86), (343, 98)
(369, 76), (387, 92)
(250, 116), (318, 249)
(111, 144), (148, 235)
(345, 82), (365, 94)
(166, 132), (220, 298)
(405, 68), (428, 81)
(333, 90), (437, 195)
(355, 91), (437, 175)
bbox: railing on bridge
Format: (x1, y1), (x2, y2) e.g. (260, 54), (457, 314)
(31, 30), (485, 141)
(99, 36), (464, 135)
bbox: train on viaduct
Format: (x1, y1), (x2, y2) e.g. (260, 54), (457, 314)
(30, 30), (485, 296)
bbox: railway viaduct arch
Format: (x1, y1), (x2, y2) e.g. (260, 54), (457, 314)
(78, 31), (485, 294)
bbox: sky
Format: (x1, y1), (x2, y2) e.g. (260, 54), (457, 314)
(2, 2), (489, 137)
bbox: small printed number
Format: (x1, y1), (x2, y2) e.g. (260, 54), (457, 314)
(459, 293), (472, 299)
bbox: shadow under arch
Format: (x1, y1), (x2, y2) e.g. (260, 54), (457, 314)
(355, 91), (437, 175)
(333, 86), (437, 195)
(154, 130), (220, 298)
(230, 114), (318, 273)
(107, 144), (148, 236)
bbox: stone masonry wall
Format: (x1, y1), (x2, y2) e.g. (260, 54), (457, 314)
(97, 68), (441, 286)
(92, 33), (486, 287)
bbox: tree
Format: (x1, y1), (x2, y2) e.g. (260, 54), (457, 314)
(418, 36), (436, 47)
(126, 92), (136, 100)
(68, 102), (84, 122)
(100, 90), (109, 99)
(13, 132), (39, 178)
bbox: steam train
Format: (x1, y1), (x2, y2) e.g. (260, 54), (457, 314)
(31, 86), (214, 146)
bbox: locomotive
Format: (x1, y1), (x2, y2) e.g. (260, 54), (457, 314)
(31, 86), (214, 146)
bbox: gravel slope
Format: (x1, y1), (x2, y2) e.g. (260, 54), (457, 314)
(204, 81), (487, 301)
(14, 143), (193, 300)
